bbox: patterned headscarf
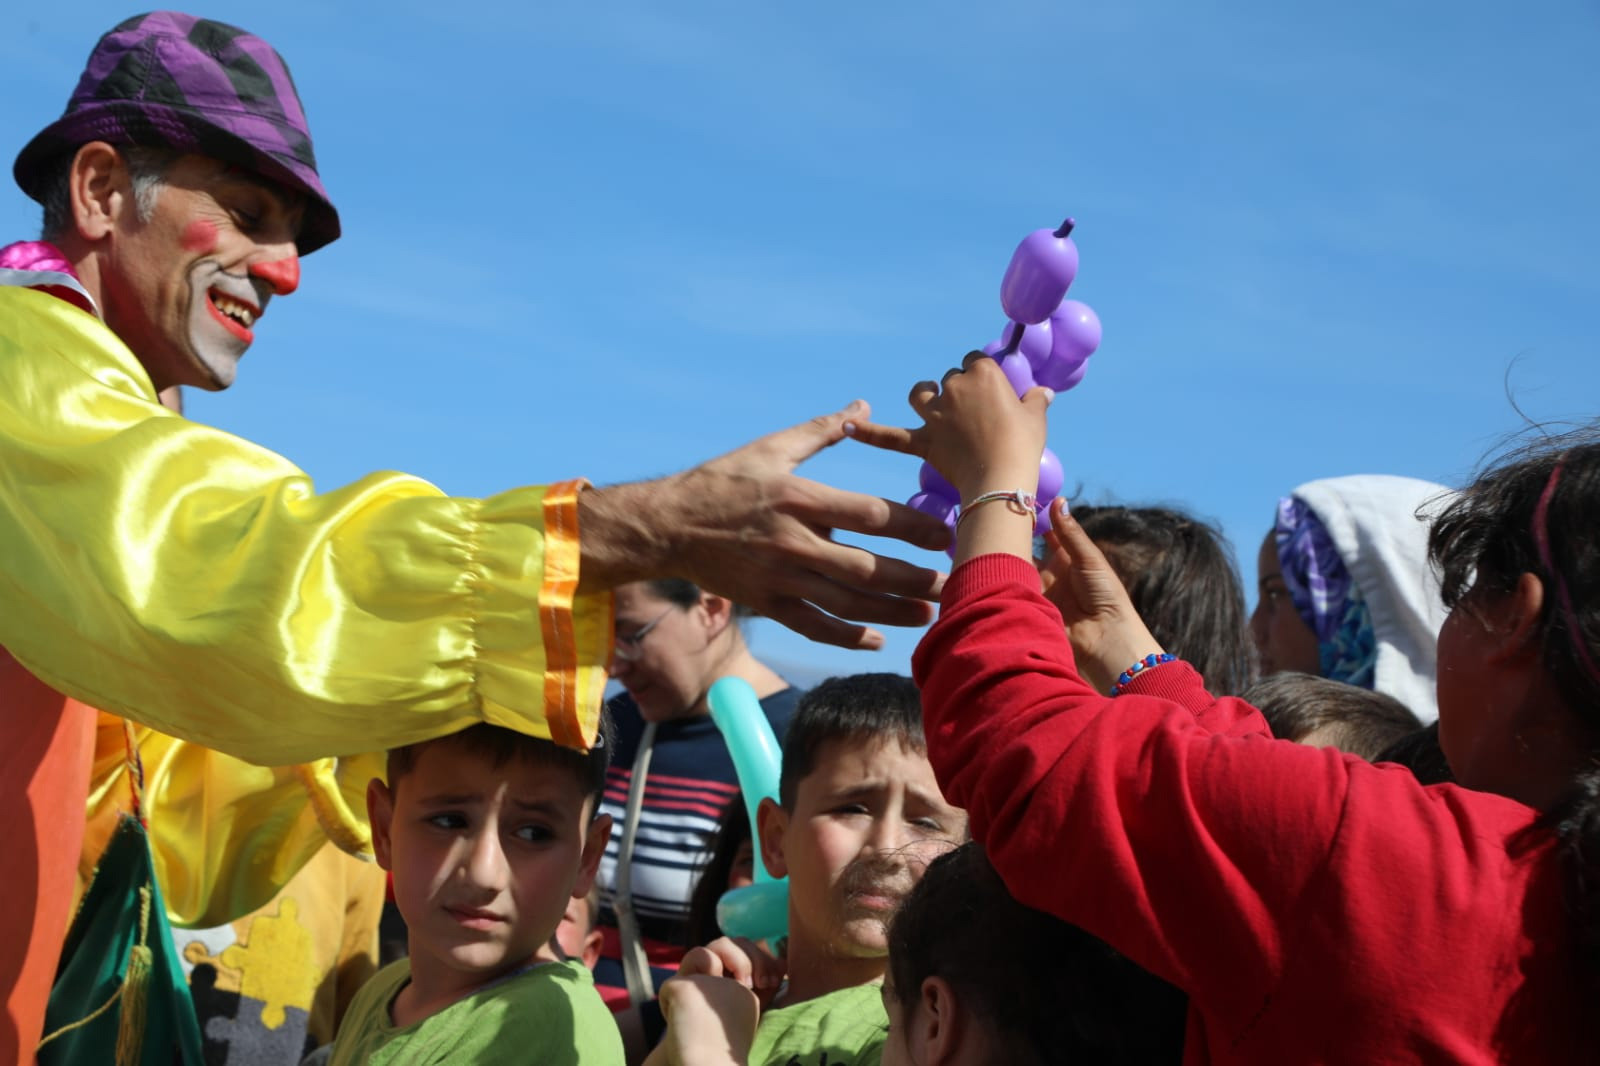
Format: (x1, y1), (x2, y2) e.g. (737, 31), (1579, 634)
(1273, 496), (1377, 689)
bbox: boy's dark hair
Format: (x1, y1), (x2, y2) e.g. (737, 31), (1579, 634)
(1074, 504), (1257, 696)
(1242, 672), (1422, 760)
(778, 673), (924, 809)
(386, 707), (615, 807)
(1374, 721), (1455, 786)
(888, 842), (1187, 1065)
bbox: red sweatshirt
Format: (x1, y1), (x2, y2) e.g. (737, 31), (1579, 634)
(913, 555), (1587, 1064)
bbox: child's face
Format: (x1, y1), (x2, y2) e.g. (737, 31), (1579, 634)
(1251, 531), (1321, 678)
(1434, 591), (1518, 790)
(762, 736), (965, 962)
(369, 742), (611, 993)
(551, 895), (604, 970)
(728, 837), (755, 891)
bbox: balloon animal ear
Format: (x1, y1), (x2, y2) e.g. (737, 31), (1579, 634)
(905, 216), (1098, 552)
(1000, 219), (1080, 326)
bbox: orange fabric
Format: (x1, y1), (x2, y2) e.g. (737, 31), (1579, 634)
(539, 479), (593, 750)
(78, 713), (140, 908)
(1, 650), (97, 1066)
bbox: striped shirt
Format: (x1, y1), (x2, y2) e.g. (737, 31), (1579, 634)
(594, 687), (799, 1005)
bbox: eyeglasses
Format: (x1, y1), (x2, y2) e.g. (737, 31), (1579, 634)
(612, 606), (675, 662)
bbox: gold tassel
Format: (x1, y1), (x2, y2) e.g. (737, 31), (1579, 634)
(114, 885), (154, 1066)
(296, 760), (373, 858)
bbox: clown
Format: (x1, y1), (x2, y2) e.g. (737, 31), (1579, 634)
(1, 13), (947, 1061)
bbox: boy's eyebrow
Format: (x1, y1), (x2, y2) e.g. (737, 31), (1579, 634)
(819, 779), (960, 817)
(901, 782), (959, 812)
(510, 797), (572, 816)
(415, 791), (485, 807)
(412, 792), (575, 816)
(824, 782), (889, 800)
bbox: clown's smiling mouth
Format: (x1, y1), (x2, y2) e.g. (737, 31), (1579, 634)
(209, 289), (258, 329)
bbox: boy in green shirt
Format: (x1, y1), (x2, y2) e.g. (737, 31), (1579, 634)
(327, 716), (623, 1064)
(657, 674), (967, 1066)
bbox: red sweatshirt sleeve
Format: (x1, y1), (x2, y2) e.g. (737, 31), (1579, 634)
(912, 555), (1359, 1038)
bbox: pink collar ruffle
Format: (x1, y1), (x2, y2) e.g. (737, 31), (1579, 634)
(0, 240), (98, 317)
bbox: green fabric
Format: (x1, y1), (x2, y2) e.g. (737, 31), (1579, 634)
(39, 814), (205, 1066)
(326, 957), (624, 1065)
(748, 982), (888, 1066)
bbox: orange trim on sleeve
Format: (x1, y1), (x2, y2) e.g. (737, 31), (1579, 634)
(540, 479), (589, 750)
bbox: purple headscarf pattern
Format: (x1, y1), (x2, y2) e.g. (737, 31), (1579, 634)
(1274, 496), (1377, 689)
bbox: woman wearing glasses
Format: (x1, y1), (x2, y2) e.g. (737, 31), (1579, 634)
(593, 579), (800, 1053)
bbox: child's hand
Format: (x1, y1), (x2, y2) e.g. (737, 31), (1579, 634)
(845, 353), (1053, 501)
(1039, 502), (1166, 693)
(642, 974), (759, 1066)
(678, 936), (785, 1007)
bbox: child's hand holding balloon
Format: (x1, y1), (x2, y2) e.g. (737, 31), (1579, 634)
(924, 353), (1053, 498)
(887, 217), (1102, 549)
(847, 355), (1052, 564)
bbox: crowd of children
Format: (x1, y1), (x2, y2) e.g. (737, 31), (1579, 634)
(90, 377), (1583, 1064)
(64, 368), (1600, 1064)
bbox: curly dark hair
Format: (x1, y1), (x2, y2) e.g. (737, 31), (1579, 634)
(1428, 422), (1600, 991)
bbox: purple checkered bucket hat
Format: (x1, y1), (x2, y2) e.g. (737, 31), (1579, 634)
(13, 11), (340, 254)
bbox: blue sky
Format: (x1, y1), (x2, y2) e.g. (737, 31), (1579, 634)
(4, 2), (1598, 686)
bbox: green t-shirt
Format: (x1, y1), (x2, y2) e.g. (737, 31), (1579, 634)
(748, 982), (888, 1066)
(327, 958), (623, 1065)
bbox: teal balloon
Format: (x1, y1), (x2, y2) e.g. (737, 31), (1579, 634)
(716, 882), (790, 944)
(707, 677), (790, 941)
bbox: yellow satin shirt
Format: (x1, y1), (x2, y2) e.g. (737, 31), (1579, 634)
(0, 282), (613, 762)
(82, 713), (383, 925)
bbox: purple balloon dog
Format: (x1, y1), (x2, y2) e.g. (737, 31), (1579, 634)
(910, 218), (1103, 548)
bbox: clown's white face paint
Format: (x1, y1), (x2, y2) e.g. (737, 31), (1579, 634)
(102, 154), (302, 391)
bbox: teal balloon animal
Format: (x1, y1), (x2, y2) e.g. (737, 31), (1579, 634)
(706, 677), (789, 942)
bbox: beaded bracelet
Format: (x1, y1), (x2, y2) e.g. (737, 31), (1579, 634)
(1108, 653), (1177, 696)
(954, 489), (1037, 530)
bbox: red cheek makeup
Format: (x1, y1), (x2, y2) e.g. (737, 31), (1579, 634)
(180, 219), (219, 254)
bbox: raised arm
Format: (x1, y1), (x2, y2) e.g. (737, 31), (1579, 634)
(2, 289), (947, 763)
(850, 356), (1350, 1033)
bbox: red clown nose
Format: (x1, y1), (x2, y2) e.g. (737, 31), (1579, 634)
(250, 256), (300, 296)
